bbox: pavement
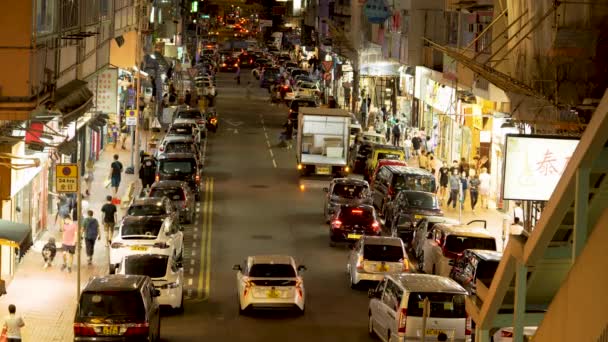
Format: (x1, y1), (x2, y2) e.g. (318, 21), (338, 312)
(0, 71), (511, 341)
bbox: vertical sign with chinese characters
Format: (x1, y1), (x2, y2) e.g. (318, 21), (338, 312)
(56, 164), (79, 193)
(89, 69), (118, 114)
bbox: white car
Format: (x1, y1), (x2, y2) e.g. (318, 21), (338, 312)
(294, 81), (321, 98)
(110, 216), (184, 274)
(117, 252), (184, 312)
(198, 80), (216, 97)
(232, 255), (307, 314)
(346, 236), (410, 288)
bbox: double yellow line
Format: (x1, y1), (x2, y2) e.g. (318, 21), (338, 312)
(198, 177), (214, 300)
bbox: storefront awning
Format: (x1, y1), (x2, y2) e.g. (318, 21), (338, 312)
(360, 62), (400, 77)
(0, 220), (32, 256)
(53, 80), (94, 126)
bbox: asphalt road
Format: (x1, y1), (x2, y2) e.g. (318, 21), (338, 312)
(159, 71), (375, 341)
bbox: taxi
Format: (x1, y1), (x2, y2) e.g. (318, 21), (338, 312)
(364, 144), (406, 180)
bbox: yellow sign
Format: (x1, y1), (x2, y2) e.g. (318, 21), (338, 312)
(56, 164), (79, 193)
(126, 109), (138, 126)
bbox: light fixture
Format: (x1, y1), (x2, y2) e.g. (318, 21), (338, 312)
(150, 54), (156, 60)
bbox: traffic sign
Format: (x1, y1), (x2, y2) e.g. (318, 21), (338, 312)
(126, 109), (137, 126)
(322, 61), (333, 72)
(56, 164), (79, 193)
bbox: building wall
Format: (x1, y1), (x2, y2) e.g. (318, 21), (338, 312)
(0, 0), (34, 98)
(533, 207), (608, 342)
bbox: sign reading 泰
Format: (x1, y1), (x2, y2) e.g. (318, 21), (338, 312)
(363, 0), (391, 24)
(56, 164), (79, 193)
(89, 69), (118, 114)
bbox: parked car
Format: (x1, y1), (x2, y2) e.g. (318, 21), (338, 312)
(174, 108), (208, 138)
(117, 253), (184, 312)
(109, 215), (184, 274)
(233, 255), (307, 314)
(364, 144), (406, 181)
(166, 122), (202, 144)
(148, 180), (196, 223)
(157, 135), (202, 165)
(323, 178), (372, 222)
(449, 249), (502, 295)
(368, 274), (470, 342)
(126, 197), (179, 223)
(383, 190), (443, 228)
(368, 159), (408, 186)
(220, 57), (239, 72)
(371, 165), (437, 213)
(346, 236), (409, 288)
(328, 204), (381, 247)
(411, 217), (481, 260)
(74, 275), (161, 341)
(156, 152), (202, 201)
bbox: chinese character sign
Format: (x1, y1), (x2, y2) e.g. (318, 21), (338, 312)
(90, 69), (118, 114)
(503, 135), (579, 201)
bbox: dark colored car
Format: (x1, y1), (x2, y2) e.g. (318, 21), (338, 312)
(350, 142), (374, 174)
(288, 98), (319, 121)
(220, 57), (239, 72)
(371, 165), (437, 212)
(449, 249), (502, 295)
(238, 53), (254, 68)
(74, 275), (161, 341)
(383, 190), (443, 228)
(323, 178), (372, 222)
(329, 204), (381, 246)
(166, 122), (201, 143)
(148, 180), (196, 223)
(126, 197), (179, 223)
(260, 67), (280, 88)
(156, 153), (202, 201)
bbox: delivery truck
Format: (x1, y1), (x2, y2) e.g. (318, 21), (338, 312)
(296, 107), (351, 177)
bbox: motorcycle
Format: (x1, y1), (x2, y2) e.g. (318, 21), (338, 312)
(205, 109), (218, 133)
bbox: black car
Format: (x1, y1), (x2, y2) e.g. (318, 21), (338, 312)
(260, 67), (281, 88)
(350, 141), (374, 174)
(126, 197), (179, 222)
(288, 98), (319, 121)
(371, 165), (437, 212)
(329, 204), (381, 247)
(449, 249), (502, 295)
(220, 57), (239, 72)
(74, 275), (161, 341)
(238, 53), (254, 68)
(156, 153), (202, 201)
(383, 190), (443, 228)
(323, 178), (372, 222)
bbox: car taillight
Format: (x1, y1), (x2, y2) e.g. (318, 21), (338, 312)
(442, 245), (463, 260)
(234, 63), (238, 67)
(371, 221), (380, 232)
(466, 313), (472, 336)
(243, 279), (253, 297)
(197, 119), (205, 124)
(295, 280), (303, 297)
(210, 118), (217, 124)
(195, 174), (200, 183)
(356, 255), (365, 270)
(74, 323), (96, 336)
(222, 63), (226, 67)
(501, 330), (513, 337)
(153, 242), (169, 249)
(159, 146), (164, 151)
(398, 308), (407, 334)
(155, 174), (159, 182)
(401, 258), (410, 272)
(124, 323), (149, 336)
(331, 220), (342, 229)
(110, 242), (124, 248)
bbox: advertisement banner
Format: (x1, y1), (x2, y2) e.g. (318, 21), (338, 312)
(89, 69), (118, 114)
(363, 0), (391, 24)
(502, 135), (579, 201)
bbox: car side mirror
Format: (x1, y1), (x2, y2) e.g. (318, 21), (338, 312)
(152, 289), (161, 297)
(323, 187), (329, 192)
(232, 264), (242, 271)
(297, 265), (307, 272)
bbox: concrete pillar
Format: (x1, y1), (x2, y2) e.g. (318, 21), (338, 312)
(475, 327), (491, 342)
(572, 167), (590, 262)
(513, 264), (528, 342)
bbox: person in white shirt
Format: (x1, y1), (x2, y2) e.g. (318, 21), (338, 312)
(3, 304), (25, 341)
(513, 201), (524, 222)
(478, 167), (491, 209)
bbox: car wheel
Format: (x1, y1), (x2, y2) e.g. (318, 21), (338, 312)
(238, 298), (246, 315)
(368, 313), (376, 338)
(349, 269), (358, 289)
(175, 293), (185, 314)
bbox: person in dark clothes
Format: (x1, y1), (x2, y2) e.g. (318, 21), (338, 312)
(139, 156), (157, 189)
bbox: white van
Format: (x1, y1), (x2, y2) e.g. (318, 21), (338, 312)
(368, 273), (470, 342)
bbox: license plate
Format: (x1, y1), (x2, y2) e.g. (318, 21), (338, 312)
(267, 289), (280, 298)
(378, 264), (389, 272)
(414, 214), (423, 219)
(130, 246), (148, 251)
(347, 234), (362, 239)
(425, 329), (442, 336)
(316, 166), (331, 175)
(102, 326), (120, 335)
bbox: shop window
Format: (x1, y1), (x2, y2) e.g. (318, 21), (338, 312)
(100, 0), (110, 19)
(60, 0), (79, 29)
(36, 0), (56, 34)
(86, 0), (100, 25)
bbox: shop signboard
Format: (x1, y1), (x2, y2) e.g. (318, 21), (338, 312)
(89, 69), (118, 114)
(126, 110), (138, 126)
(56, 164), (79, 193)
(502, 135), (579, 201)
(363, 0), (391, 24)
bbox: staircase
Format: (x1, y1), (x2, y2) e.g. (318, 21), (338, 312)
(465, 90), (608, 342)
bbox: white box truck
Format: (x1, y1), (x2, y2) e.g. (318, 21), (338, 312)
(296, 107), (351, 177)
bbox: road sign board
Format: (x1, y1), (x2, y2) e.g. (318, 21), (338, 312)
(188, 68), (198, 78)
(322, 61), (333, 72)
(126, 109), (137, 126)
(56, 164), (79, 193)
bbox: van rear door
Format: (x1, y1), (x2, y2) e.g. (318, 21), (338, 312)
(405, 292), (467, 341)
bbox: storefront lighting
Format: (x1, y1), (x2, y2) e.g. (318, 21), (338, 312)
(150, 54), (156, 60)
(150, 7), (155, 23)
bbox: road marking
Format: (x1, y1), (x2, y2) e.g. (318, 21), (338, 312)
(264, 132), (269, 139)
(191, 259), (195, 266)
(201, 135), (208, 166)
(187, 289), (192, 297)
(202, 178), (214, 300)
(272, 159), (277, 168)
(198, 177), (214, 300)
(192, 250), (196, 256)
(193, 241), (197, 247)
(190, 268), (194, 275)
(266, 141), (271, 148)
(269, 149), (274, 158)
(188, 278), (193, 286)
(194, 227), (198, 232)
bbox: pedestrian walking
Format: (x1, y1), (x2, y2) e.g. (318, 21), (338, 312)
(109, 154), (123, 197)
(403, 135), (412, 160)
(418, 150), (429, 171)
(460, 172), (469, 210)
(53, 193), (70, 228)
(82, 210), (100, 266)
(235, 67), (241, 85)
(60, 215), (77, 273)
(101, 195), (118, 246)
(479, 167), (491, 209)
(110, 123), (119, 148)
(447, 169), (460, 209)
(469, 173), (481, 211)
(411, 134), (422, 156)
(392, 120), (401, 146)
(439, 164), (450, 202)
(3, 304), (25, 342)
(424, 135), (434, 154)
(458, 157), (471, 176)
(41, 237), (57, 269)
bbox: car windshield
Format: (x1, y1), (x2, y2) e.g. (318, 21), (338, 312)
(402, 192), (438, 209)
(124, 255), (169, 278)
(407, 292), (466, 318)
(264, 68), (279, 76)
(476, 260), (500, 287)
(149, 187), (185, 201)
(394, 174), (436, 192)
(363, 244), (404, 262)
(168, 126), (193, 135)
(176, 111), (202, 119)
(249, 264), (296, 278)
(299, 83), (316, 89)
(164, 143), (195, 154)
(160, 160), (194, 174)
(444, 236), (497, 254)
(339, 207), (375, 225)
(127, 204), (167, 216)
(377, 152), (402, 160)
(121, 221), (163, 237)
(332, 184), (367, 199)
(79, 292), (145, 320)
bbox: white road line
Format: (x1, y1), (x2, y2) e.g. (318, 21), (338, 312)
(266, 141), (271, 148)
(189, 268), (194, 275)
(269, 149), (274, 158)
(187, 289), (192, 297)
(191, 259), (195, 266)
(193, 241), (197, 247)
(272, 159), (277, 168)
(192, 234), (197, 240)
(196, 207), (200, 212)
(264, 132), (269, 139)
(194, 227), (198, 232)
(188, 278), (193, 286)
(192, 250), (196, 256)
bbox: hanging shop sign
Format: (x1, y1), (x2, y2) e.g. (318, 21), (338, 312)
(363, 0), (391, 25)
(89, 69), (118, 114)
(56, 164), (79, 193)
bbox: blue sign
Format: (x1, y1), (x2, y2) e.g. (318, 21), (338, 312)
(363, 0), (391, 24)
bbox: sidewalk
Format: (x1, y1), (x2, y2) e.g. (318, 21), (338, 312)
(0, 142), (140, 341)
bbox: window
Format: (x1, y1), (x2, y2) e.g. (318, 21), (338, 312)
(121, 221), (163, 237)
(159, 160), (194, 174)
(249, 264), (296, 278)
(332, 184), (367, 199)
(363, 244), (404, 262)
(176, 111), (203, 119)
(401, 192), (438, 209)
(444, 235), (496, 254)
(86, 0), (99, 24)
(36, 0), (56, 34)
(60, 0), (79, 29)
(124, 255), (169, 278)
(149, 187), (185, 201)
(127, 204), (168, 216)
(382, 280), (403, 311)
(79, 292), (145, 319)
(339, 207), (375, 225)
(407, 292), (466, 318)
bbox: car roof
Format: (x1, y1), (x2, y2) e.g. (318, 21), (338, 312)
(157, 152), (197, 160)
(331, 178), (369, 187)
(249, 255), (295, 265)
(433, 224), (495, 238)
(83, 275), (149, 292)
(399, 190), (437, 197)
(388, 274), (467, 294)
(175, 108), (202, 114)
(150, 180), (189, 188)
(130, 197), (169, 206)
(466, 249), (503, 261)
(383, 165), (434, 176)
(161, 135), (195, 143)
(338, 204), (375, 211)
(362, 236), (404, 246)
